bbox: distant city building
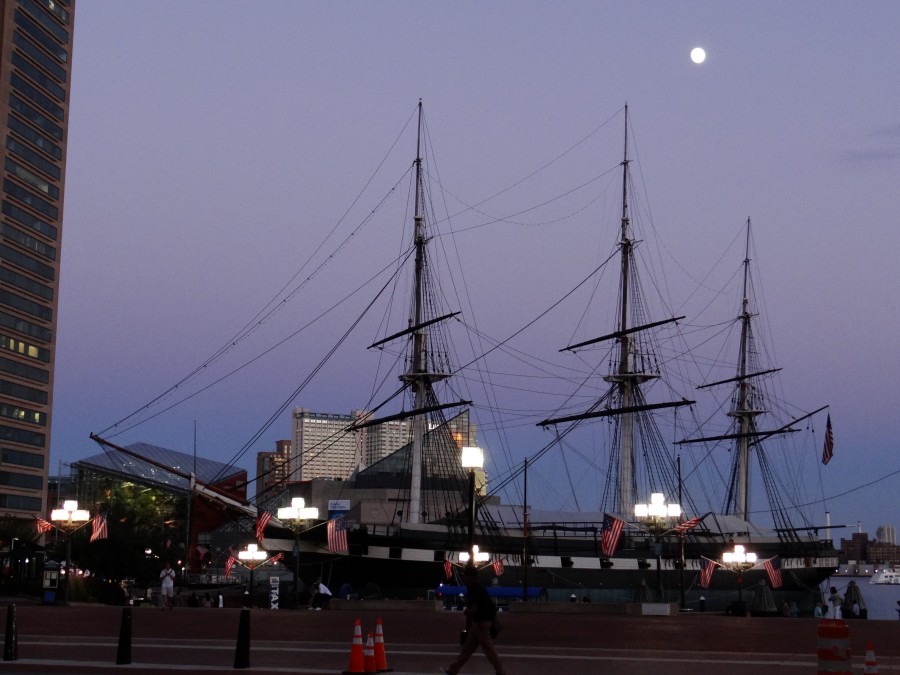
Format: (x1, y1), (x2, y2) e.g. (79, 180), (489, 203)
(876, 524), (896, 545)
(255, 439), (291, 500)
(839, 530), (900, 567)
(0, 0), (76, 519)
(291, 408), (366, 481)
(290, 406), (477, 481)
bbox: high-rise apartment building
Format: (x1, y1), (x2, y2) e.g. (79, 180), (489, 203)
(255, 439), (291, 500)
(876, 524), (896, 545)
(0, 0), (75, 518)
(291, 406), (477, 481)
(291, 408), (366, 481)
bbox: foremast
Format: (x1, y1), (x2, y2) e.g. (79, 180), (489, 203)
(397, 100), (449, 525)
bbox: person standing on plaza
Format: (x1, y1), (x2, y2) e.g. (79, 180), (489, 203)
(441, 565), (506, 675)
(159, 561), (176, 610)
(828, 586), (842, 618)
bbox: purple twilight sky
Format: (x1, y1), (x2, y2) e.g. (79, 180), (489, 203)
(54, 1), (900, 544)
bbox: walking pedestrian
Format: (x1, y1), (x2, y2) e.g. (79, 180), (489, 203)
(441, 565), (506, 675)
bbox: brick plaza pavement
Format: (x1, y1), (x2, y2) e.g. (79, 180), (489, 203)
(2, 603), (898, 673)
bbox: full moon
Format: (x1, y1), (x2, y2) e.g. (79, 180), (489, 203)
(691, 47), (706, 64)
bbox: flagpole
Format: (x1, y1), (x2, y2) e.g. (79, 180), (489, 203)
(678, 456), (686, 611)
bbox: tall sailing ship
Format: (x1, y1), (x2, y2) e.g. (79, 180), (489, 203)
(92, 103), (838, 602)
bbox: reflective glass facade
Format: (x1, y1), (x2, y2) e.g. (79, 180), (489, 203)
(0, 0), (74, 518)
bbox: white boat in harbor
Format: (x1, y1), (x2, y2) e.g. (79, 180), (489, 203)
(869, 570), (900, 585)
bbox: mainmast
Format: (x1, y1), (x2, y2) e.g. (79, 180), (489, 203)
(730, 218), (764, 520)
(538, 105), (692, 516)
(603, 105), (657, 515)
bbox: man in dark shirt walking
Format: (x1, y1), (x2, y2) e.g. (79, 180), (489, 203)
(442, 565), (506, 675)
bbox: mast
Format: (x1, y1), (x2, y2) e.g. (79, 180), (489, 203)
(398, 100), (451, 525)
(408, 100), (427, 524)
(729, 218), (763, 520)
(603, 104), (654, 515)
(538, 104), (693, 516)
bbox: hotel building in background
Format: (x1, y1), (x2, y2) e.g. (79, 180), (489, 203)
(290, 406), (477, 482)
(0, 0), (75, 518)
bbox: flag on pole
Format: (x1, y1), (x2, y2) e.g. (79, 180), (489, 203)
(821, 414), (834, 465)
(444, 559), (453, 579)
(492, 559), (505, 576)
(35, 517), (53, 534)
(255, 511), (272, 543)
(674, 515), (705, 533)
(89, 513), (108, 542)
(700, 558), (717, 588)
(224, 555), (236, 578)
(764, 556), (783, 588)
(601, 514), (625, 557)
(327, 519), (348, 553)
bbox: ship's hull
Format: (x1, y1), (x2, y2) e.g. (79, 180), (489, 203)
(268, 523), (838, 604)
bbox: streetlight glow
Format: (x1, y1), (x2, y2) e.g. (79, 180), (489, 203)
(461, 446), (483, 469)
(277, 497), (319, 521)
(459, 544), (490, 564)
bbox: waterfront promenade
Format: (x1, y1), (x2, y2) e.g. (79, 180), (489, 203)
(2, 602), (899, 674)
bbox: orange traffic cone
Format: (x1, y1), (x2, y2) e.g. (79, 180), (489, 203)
(364, 633), (377, 674)
(374, 617), (392, 672)
(864, 642), (879, 674)
(343, 619), (365, 674)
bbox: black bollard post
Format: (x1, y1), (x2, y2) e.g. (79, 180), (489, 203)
(3, 604), (17, 661)
(116, 607), (132, 664)
(233, 608), (251, 669)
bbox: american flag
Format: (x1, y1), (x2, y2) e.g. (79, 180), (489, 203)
(255, 511), (272, 543)
(89, 513), (108, 542)
(224, 555), (237, 578)
(492, 559), (505, 576)
(821, 414), (834, 465)
(444, 559), (453, 579)
(674, 515), (704, 533)
(327, 519), (348, 554)
(764, 556), (783, 588)
(700, 558), (717, 588)
(601, 514), (625, 557)
(35, 517), (54, 534)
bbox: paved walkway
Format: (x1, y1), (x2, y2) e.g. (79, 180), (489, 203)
(2, 604), (898, 673)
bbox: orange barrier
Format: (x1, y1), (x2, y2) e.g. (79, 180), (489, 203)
(864, 642), (879, 674)
(374, 617), (392, 672)
(343, 619), (365, 674)
(364, 633), (376, 674)
(816, 619), (851, 675)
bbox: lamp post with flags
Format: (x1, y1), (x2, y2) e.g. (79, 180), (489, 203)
(634, 493), (681, 601)
(722, 544), (757, 612)
(238, 543), (268, 607)
(276, 498), (319, 609)
(460, 446), (484, 564)
(50, 500), (90, 605)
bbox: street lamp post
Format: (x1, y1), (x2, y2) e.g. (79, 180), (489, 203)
(722, 544), (756, 613)
(238, 543), (267, 607)
(634, 493), (681, 601)
(461, 446), (484, 562)
(276, 497), (319, 609)
(50, 500), (90, 605)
